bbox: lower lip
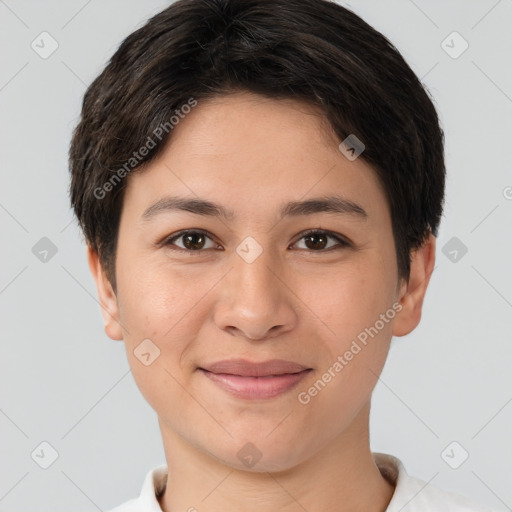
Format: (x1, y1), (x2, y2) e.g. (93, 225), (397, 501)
(199, 368), (312, 400)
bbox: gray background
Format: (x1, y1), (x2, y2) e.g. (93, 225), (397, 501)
(1, 0), (511, 510)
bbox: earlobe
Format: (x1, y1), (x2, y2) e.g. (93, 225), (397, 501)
(86, 246), (124, 341)
(392, 233), (436, 337)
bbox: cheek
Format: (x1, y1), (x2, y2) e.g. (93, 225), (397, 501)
(306, 255), (395, 338)
(311, 277), (394, 384)
(117, 257), (209, 335)
(114, 261), (204, 390)
(115, 259), (229, 370)
(294, 271), (394, 440)
(299, 252), (396, 397)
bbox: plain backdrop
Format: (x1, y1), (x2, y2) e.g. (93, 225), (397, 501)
(1, 0), (511, 510)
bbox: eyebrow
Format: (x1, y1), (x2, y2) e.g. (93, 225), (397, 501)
(141, 195), (368, 222)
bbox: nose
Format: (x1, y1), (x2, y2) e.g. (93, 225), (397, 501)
(213, 243), (298, 341)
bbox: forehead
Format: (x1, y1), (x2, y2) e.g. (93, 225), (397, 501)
(122, 92), (389, 226)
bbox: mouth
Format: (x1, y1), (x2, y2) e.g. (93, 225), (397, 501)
(198, 358), (313, 400)
(199, 358), (311, 377)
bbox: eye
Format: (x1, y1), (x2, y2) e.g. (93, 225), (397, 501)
(163, 230), (218, 252)
(162, 228), (350, 254)
(292, 229), (350, 251)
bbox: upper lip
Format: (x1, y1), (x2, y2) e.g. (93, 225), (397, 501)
(200, 358), (311, 377)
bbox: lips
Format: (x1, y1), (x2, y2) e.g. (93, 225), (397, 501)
(198, 359), (313, 400)
(199, 358), (311, 377)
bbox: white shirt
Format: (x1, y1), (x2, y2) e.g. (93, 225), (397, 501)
(106, 452), (494, 511)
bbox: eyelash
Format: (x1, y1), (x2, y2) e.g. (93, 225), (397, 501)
(162, 228), (351, 254)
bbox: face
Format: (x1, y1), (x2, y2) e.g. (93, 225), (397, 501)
(89, 92), (434, 472)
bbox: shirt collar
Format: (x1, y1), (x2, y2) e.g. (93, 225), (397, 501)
(137, 463), (167, 511)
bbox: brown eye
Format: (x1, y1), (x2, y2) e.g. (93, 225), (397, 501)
(181, 232), (205, 250)
(294, 230), (350, 251)
(165, 230), (217, 251)
(304, 232), (328, 250)
(163, 228), (349, 254)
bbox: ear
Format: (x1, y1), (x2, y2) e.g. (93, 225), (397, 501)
(392, 232), (436, 337)
(87, 246), (123, 341)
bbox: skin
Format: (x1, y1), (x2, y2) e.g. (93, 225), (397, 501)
(88, 92), (436, 512)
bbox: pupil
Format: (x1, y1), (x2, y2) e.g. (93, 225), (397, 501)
(306, 233), (327, 250)
(184, 233), (204, 250)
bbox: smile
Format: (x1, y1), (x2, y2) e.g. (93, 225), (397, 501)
(199, 368), (312, 400)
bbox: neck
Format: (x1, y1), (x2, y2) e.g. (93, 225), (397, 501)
(157, 402), (395, 512)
